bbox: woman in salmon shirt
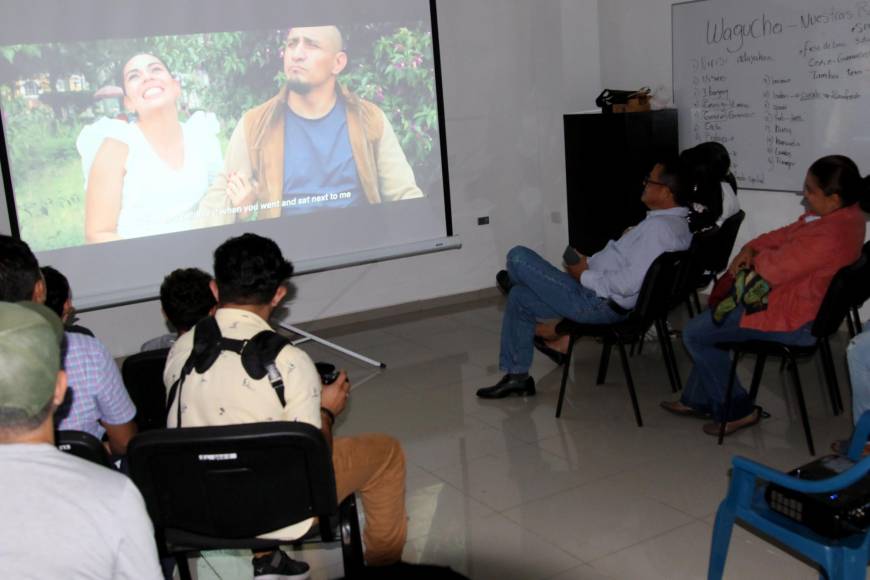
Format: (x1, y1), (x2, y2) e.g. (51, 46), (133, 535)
(661, 155), (869, 436)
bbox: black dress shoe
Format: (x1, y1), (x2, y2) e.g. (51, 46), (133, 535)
(496, 270), (513, 295)
(476, 375), (536, 399)
(533, 336), (568, 366)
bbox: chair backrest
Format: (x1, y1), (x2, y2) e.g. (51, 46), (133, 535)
(704, 210), (745, 275)
(127, 421), (337, 539)
(56, 429), (114, 468)
(121, 348), (169, 432)
(630, 250), (690, 328)
(812, 243), (870, 338)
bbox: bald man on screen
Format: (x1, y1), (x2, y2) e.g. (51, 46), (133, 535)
(198, 25), (422, 224)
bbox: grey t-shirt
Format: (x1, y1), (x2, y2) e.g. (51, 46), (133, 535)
(0, 443), (162, 579)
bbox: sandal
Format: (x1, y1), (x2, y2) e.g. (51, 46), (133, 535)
(659, 400), (710, 419)
(702, 406), (769, 437)
(533, 335), (568, 366)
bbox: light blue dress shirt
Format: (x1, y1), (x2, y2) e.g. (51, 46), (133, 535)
(581, 207), (691, 309)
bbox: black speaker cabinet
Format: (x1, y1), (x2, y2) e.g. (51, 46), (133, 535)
(564, 110), (678, 255)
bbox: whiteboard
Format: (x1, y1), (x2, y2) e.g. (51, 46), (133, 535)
(673, 0), (870, 192)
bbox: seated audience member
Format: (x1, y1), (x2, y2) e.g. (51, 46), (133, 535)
(41, 265), (94, 336)
(830, 326), (870, 454)
(681, 141), (740, 232)
(0, 235), (137, 455)
(662, 155), (870, 436)
(0, 302), (162, 578)
(478, 157), (693, 398)
(849, 327), (870, 427)
(140, 267), (216, 352)
(164, 234), (407, 578)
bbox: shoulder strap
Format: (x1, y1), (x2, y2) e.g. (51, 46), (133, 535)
(166, 317), (223, 427)
(241, 330), (292, 407)
(165, 319), (293, 426)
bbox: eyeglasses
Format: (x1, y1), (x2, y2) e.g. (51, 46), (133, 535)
(643, 176), (668, 187)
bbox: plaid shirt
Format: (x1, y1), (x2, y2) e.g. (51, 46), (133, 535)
(56, 332), (136, 439)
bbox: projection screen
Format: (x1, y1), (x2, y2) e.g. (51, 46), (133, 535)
(0, 0), (454, 309)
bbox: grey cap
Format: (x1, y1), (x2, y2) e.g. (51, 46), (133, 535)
(0, 302), (64, 419)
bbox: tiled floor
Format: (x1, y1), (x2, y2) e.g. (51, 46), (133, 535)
(193, 296), (860, 579)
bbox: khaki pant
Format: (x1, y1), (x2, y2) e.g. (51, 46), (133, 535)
(333, 433), (407, 566)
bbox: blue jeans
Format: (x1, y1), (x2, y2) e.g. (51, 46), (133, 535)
(499, 246), (625, 374)
(848, 326), (870, 425)
(679, 306), (814, 422)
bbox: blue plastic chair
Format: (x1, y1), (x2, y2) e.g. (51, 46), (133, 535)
(708, 411), (870, 579)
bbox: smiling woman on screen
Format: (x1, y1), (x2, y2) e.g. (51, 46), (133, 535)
(76, 53), (250, 243)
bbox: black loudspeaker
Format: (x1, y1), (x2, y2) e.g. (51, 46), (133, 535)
(563, 110), (678, 256)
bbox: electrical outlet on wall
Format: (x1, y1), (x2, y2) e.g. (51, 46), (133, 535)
(550, 211), (562, 224)
(477, 216), (490, 225)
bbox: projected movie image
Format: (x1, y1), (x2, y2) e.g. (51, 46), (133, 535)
(0, 23), (440, 251)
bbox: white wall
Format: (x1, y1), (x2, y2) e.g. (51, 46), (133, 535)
(597, 0), (804, 247)
(598, 0), (869, 317)
(73, 0), (602, 355)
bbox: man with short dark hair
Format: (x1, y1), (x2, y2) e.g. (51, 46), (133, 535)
(0, 235), (137, 455)
(164, 234), (407, 579)
(478, 159), (693, 398)
(197, 25), (422, 224)
(41, 265), (94, 336)
(140, 267), (216, 352)
(0, 235), (45, 303)
(0, 302), (162, 578)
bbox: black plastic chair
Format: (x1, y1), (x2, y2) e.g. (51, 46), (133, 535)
(554, 251), (690, 426)
(127, 421), (364, 579)
(688, 210), (745, 315)
(715, 246), (870, 455)
(56, 429), (114, 468)
(121, 348), (169, 432)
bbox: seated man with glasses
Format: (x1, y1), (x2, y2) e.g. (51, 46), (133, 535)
(478, 157), (693, 399)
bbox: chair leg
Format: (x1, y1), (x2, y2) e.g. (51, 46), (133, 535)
(685, 298), (695, 319)
(174, 554), (193, 580)
(819, 338), (843, 415)
(846, 313), (857, 339)
(824, 546), (867, 580)
(707, 503), (736, 580)
(657, 318), (683, 392)
(555, 336), (577, 418)
(746, 354), (767, 402)
(787, 358), (816, 455)
(692, 289), (702, 313)
(339, 494), (365, 578)
(616, 340), (643, 427)
(632, 331), (646, 356)
(596, 341), (612, 385)
(719, 351), (741, 445)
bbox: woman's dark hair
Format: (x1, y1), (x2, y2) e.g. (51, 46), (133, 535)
(680, 141), (742, 232)
(116, 52), (173, 95)
(692, 141), (737, 193)
(40, 266), (70, 319)
(213, 234), (294, 305)
(808, 155), (870, 211)
(159, 268), (216, 332)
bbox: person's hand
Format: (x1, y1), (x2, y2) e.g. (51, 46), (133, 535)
(321, 370), (351, 417)
(728, 246), (757, 276)
(565, 255), (588, 280)
(226, 171), (257, 208)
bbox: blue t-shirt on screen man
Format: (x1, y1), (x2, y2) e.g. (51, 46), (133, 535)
(282, 97), (364, 215)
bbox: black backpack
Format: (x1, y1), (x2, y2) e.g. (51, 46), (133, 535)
(166, 316), (291, 427)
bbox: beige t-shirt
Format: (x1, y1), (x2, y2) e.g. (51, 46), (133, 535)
(164, 307), (322, 538)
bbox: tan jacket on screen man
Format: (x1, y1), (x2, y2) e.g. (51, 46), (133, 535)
(196, 84), (423, 224)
